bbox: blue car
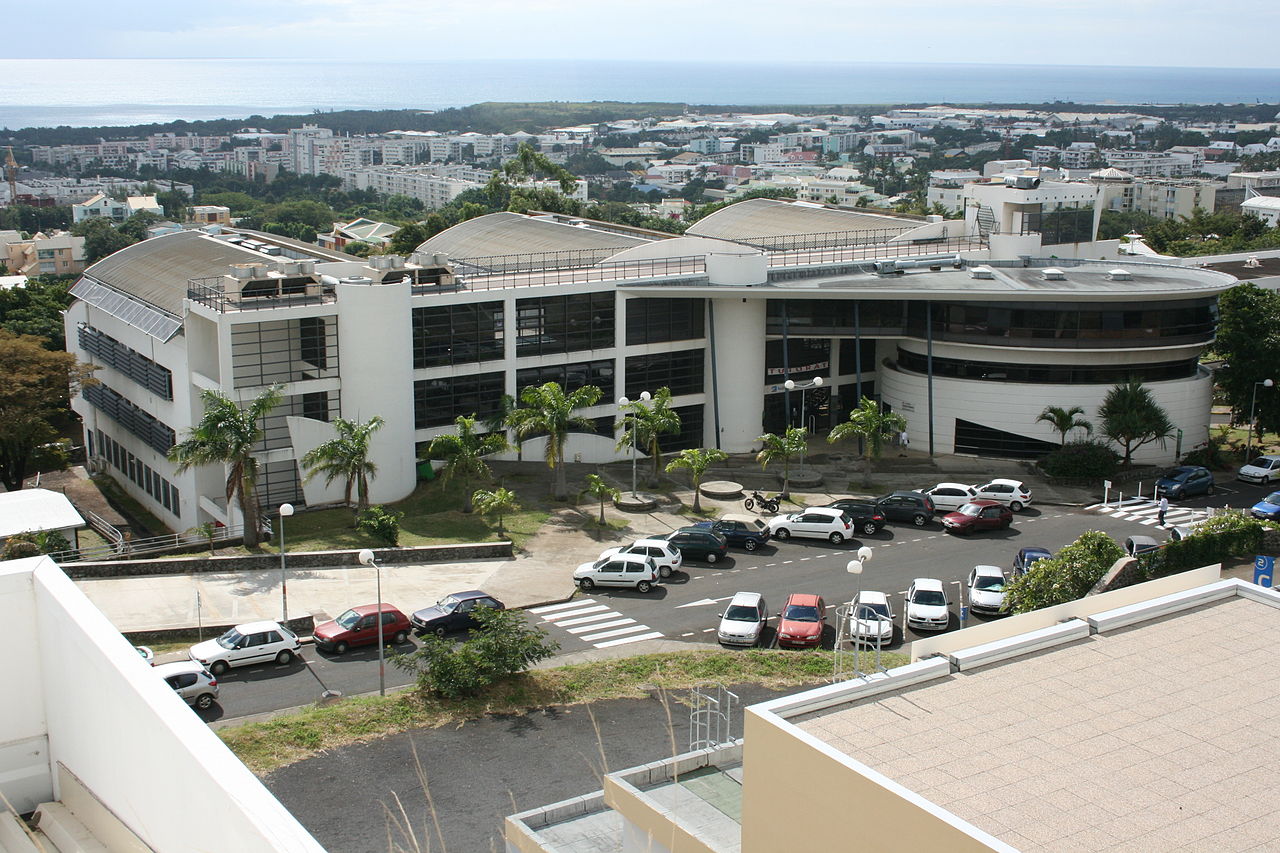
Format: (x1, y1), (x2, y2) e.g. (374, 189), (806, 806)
(1252, 492), (1280, 521)
(1013, 546), (1052, 577)
(1155, 465), (1215, 500)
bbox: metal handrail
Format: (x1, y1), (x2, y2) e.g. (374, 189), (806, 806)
(50, 523), (246, 563)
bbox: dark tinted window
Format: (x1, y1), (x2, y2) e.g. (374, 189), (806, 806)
(414, 373), (506, 429)
(516, 292), (614, 355)
(625, 350), (704, 397)
(413, 301), (504, 368)
(626, 297), (705, 345)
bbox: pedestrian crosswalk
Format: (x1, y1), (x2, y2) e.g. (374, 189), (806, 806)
(1087, 497), (1209, 528)
(529, 598), (664, 649)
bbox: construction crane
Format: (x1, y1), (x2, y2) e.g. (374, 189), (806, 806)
(3, 147), (17, 207)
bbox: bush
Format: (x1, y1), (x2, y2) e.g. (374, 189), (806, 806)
(1, 529), (70, 560)
(356, 505), (403, 547)
(1180, 425), (1234, 470)
(1141, 509), (1273, 579)
(1040, 439), (1120, 479)
(390, 607), (559, 700)
(1003, 530), (1124, 614)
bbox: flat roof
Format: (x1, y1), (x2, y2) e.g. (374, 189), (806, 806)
(0, 488), (84, 539)
(796, 595), (1280, 852)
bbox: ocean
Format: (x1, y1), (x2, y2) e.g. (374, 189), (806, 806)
(2, 59), (1279, 130)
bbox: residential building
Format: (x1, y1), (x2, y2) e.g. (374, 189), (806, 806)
(317, 217), (400, 251)
(343, 165), (588, 210)
(3, 231), (86, 276)
(0, 489), (85, 550)
(1242, 195), (1280, 227)
(71, 194), (129, 223)
(126, 195), (163, 217)
(962, 177), (1103, 246)
(63, 199), (1228, 536)
(1092, 170), (1219, 220)
(1226, 170), (1280, 191)
(926, 170), (983, 212)
(1103, 150), (1200, 178)
(189, 205), (232, 226)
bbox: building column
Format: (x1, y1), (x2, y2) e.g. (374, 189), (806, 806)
(708, 297), (767, 452)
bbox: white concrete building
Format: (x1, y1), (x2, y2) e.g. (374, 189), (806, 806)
(1242, 195), (1280, 226)
(70, 194), (129, 223)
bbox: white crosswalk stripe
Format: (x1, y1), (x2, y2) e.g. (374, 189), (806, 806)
(531, 598), (664, 649)
(1086, 498), (1209, 527)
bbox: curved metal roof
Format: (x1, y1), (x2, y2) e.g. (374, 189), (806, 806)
(415, 212), (649, 263)
(686, 198), (918, 247)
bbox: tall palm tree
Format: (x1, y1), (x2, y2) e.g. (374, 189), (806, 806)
(299, 415), (385, 519)
(507, 381), (602, 500)
(483, 393), (522, 461)
(1036, 405), (1092, 446)
(666, 447), (728, 513)
(168, 385), (282, 548)
(828, 396), (908, 486)
(616, 387), (682, 484)
(426, 415), (508, 513)
(756, 427), (808, 499)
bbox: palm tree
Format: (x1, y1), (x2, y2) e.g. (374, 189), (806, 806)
(579, 473), (619, 525)
(168, 385), (282, 548)
(616, 387), (682, 484)
(1036, 405), (1092, 446)
(299, 415), (385, 518)
(828, 396), (908, 486)
(472, 487), (520, 537)
(426, 415), (508, 513)
(756, 427), (808, 498)
(483, 393), (522, 462)
(666, 447), (728, 513)
(507, 381), (603, 500)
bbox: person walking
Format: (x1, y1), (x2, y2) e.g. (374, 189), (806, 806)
(1158, 495), (1168, 526)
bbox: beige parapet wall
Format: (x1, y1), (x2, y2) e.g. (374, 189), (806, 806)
(907, 563), (1223, 662)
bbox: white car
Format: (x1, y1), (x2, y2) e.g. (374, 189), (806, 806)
(848, 590), (895, 647)
(1238, 454), (1280, 485)
(574, 553), (659, 592)
(766, 507), (853, 544)
(154, 661), (219, 711)
(922, 483), (978, 512)
(188, 620), (301, 677)
(717, 591), (768, 647)
(972, 479), (1033, 512)
(966, 565), (1007, 615)
(905, 578), (950, 632)
(600, 539), (682, 578)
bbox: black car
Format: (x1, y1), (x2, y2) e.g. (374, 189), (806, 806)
(1155, 465), (1215, 500)
(664, 527), (729, 563)
(410, 590), (505, 636)
(691, 515), (771, 551)
(822, 499), (886, 535)
(874, 491), (936, 527)
(1013, 546), (1052, 577)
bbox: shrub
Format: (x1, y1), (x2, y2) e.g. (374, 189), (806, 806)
(1141, 509), (1274, 579)
(1, 534), (41, 561)
(1040, 439), (1120, 479)
(1003, 530), (1124, 614)
(1180, 425), (1234, 470)
(356, 505), (403, 547)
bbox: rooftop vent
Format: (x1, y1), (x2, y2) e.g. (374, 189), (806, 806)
(1107, 268), (1133, 281)
(1042, 267), (1066, 281)
(970, 266), (995, 280)
(872, 260), (901, 275)
(339, 276), (374, 286)
(1004, 175), (1041, 190)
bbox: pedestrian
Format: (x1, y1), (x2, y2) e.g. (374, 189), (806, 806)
(899, 429), (909, 457)
(1158, 495), (1168, 526)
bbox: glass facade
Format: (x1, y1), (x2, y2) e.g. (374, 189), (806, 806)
(516, 292), (614, 356)
(625, 349), (704, 398)
(894, 348), (1200, 384)
(625, 297), (705, 345)
(517, 359), (614, 399)
(414, 372), (506, 429)
(412, 301), (504, 368)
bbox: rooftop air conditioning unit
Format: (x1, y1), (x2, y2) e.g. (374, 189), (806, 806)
(1042, 268), (1066, 280)
(339, 276), (374, 286)
(872, 260), (899, 275)
(1107, 269), (1133, 281)
(970, 266), (995, 280)
(1005, 175), (1041, 189)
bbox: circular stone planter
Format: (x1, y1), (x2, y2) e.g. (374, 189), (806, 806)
(699, 480), (744, 499)
(614, 492), (660, 512)
(784, 468), (824, 489)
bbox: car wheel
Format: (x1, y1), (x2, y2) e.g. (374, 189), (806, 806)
(195, 693), (215, 711)
(861, 522), (879, 536)
(1010, 501), (1024, 512)
(210, 660), (228, 677)
(829, 532), (845, 545)
(392, 631), (408, 645)
(275, 650), (294, 665)
(1207, 484), (1216, 496)
(912, 514), (928, 527)
(333, 641), (349, 656)
(659, 565), (672, 578)
(705, 551), (719, 564)
(434, 625), (448, 637)
(775, 528), (790, 540)
(1003, 519), (1012, 529)
(579, 578), (595, 591)
(636, 580), (653, 593)
(744, 539), (758, 552)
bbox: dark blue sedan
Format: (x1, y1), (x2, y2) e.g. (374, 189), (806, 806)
(1252, 492), (1280, 522)
(1013, 546), (1052, 577)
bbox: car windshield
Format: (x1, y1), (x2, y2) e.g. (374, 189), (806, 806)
(335, 609), (361, 630)
(1266, 492), (1280, 505)
(974, 575), (1004, 591)
(912, 590), (946, 606)
(1166, 469), (1190, 482)
(725, 605), (760, 622)
(857, 602), (890, 619)
(216, 629), (243, 649)
(956, 503), (982, 516)
(1251, 458), (1272, 468)
(437, 594), (461, 610)
(783, 605), (820, 622)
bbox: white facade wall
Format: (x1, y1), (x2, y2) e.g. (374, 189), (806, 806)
(708, 298), (767, 452)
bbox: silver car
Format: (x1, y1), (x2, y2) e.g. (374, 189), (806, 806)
(154, 661), (219, 711)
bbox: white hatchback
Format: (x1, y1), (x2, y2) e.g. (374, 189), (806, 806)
(1238, 455), (1280, 485)
(922, 482), (978, 512)
(966, 565), (1007, 615)
(574, 553), (660, 592)
(717, 591), (769, 647)
(905, 578), (950, 632)
(766, 507), (853, 544)
(599, 539), (682, 578)
(849, 591), (895, 647)
(188, 620), (301, 677)
(972, 479), (1033, 512)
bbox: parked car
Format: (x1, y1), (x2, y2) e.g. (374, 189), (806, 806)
(574, 553), (659, 593)
(716, 591), (769, 647)
(971, 479), (1033, 512)
(905, 579), (950, 632)
(601, 538), (683, 577)
(1252, 492), (1280, 521)
(767, 507), (853, 544)
(849, 591), (895, 647)
(313, 604), (412, 654)
(1238, 454), (1280, 485)
(154, 661), (219, 711)
(664, 527), (730, 564)
(135, 645), (155, 664)
(822, 499), (886, 535)
(188, 620), (301, 677)
(921, 483), (978, 512)
(941, 500), (1013, 535)
(1155, 465), (1215, 499)
(1124, 535), (1160, 557)
(691, 514), (771, 551)
(410, 590), (505, 635)
(776, 593), (826, 649)
(1013, 546), (1053, 577)
(966, 565), (1008, 615)
(875, 491), (936, 527)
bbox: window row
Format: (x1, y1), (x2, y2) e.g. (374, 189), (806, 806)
(625, 298), (705, 346)
(517, 360), (614, 400)
(82, 382), (176, 454)
(412, 301), (504, 369)
(516, 292), (614, 356)
(894, 348), (1200, 385)
(78, 324), (173, 399)
(414, 373), (506, 429)
(230, 318), (338, 389)
(625, 349), (705, 398)
(90, 428), (180, 514)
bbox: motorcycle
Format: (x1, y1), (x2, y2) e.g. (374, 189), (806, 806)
(744, 489), (780, 513)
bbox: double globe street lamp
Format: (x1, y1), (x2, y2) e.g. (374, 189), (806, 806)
(784, 376), (824, 467)
(617, 390), (651, 498)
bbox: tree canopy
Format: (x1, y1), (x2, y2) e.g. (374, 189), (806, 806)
(1097, 379), (1174, 466)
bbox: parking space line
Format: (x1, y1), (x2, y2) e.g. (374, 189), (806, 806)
(681, 632), (695, 637)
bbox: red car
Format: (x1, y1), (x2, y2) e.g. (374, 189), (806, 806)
(312, 603), (412, 655)
(776, 593), (826, 649)
(941, 500), (1013, 535)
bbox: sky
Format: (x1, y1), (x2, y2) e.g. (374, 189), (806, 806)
(9, 0), (1280, 68)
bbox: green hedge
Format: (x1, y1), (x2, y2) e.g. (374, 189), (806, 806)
(1138, 511), (1272, 579)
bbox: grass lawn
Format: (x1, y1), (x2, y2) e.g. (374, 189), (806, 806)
(220, 648), (904, 775)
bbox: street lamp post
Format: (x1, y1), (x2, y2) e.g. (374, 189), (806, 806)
(357, 548), (386, 697)
(1248, 379), (1275, 459)
(277, 503), (294, 623)
(783, 376), (824, 467)
(617, 390), (651, 497)
(844, 545), (873, 678)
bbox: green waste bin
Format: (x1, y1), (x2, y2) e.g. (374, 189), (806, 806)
(417, 460), (436, 481)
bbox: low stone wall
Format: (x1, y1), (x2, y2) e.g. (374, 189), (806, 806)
(125, 614), (317, 646)
(62, 542), (513, 579)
